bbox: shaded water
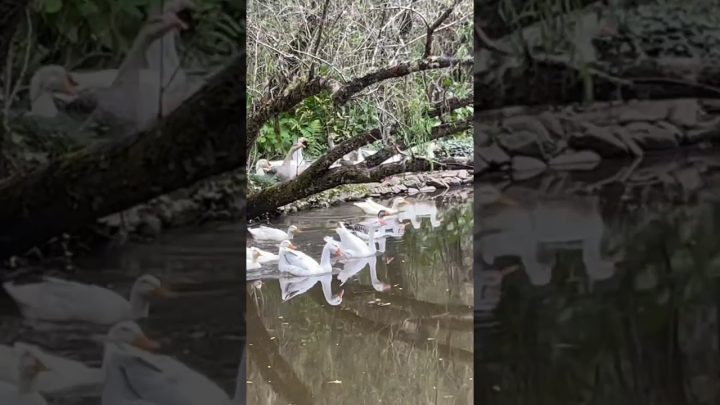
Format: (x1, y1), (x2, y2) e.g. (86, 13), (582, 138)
(476, 155), (720, 405)
(0, 221), (245, 404)
(247, 189), (474, 405)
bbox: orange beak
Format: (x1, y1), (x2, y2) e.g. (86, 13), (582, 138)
(383, 284), (391, 292)
(335, 247), (345, 257)
(152, 287), (172, 298)
(288, 242), (298, 250)
(132, 335), (161, 351)
(33, 358), (49, 373)
(64, 76), (79, 95)
(338, 289), (344, 299)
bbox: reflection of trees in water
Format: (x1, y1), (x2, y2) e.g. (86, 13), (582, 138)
(247, 202), (473, 404)
(396, 202), (473, 304)
(477, 190), (720, 404)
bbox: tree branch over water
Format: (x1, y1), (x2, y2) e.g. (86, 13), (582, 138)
(247, 118), (470, 219)
(0, 54), (244, 257)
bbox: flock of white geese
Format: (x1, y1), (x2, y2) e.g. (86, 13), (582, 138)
(246, 191), (479, 306)
(0, 2), (247, 403)
(253, 136), (440, 183)
(0, 273), (243, 405)
(26, 0), (202, 134)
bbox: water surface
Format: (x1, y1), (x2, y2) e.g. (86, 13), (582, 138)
(247, 189), (474, 405)
(476, 155), (720, 405)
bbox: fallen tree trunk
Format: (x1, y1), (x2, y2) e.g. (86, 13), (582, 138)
(0, 53), (245, 258)
(475, 52), (720, 110)
(247, 119), (471, 219)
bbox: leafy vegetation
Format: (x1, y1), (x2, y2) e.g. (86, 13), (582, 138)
(247, 0), (473, 165)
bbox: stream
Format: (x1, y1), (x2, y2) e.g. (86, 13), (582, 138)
(246, 189), (473, 405)
(476, 152), (720, 405)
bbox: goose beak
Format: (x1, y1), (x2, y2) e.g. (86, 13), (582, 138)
(152, 287), (173, 298)
(288, 242), (298, 250)
(132, 335), (161, 351)
(335, 247), (345, 257)
(33, 358), (49, 373)
(64, 76), (79, 95)
(382, 283), (391, 292)
(338, 289), (345, 299)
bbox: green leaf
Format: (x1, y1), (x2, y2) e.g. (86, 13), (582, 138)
(43, 0), (63, 13)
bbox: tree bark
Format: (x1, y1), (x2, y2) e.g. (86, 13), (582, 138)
(247, 119), (471, 219)
(0, 53), (245, 258)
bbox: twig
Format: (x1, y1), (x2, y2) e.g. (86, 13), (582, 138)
(308, 0), (332, 80)
(423, 0), (461, 58)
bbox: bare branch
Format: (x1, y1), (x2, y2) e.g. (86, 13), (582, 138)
(427, 96), (472, 118)
(423, 0), (461, 58)
(0, 0), (28, 71)
(308, 0), (332, 79)
(331, 56), (471, 104)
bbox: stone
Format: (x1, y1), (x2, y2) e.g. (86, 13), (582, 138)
(655, 121), (683, 142)
(536, 112), (565, 138)
(686, 127), (720, 144)
(668, 99), (700, 128)
(622, 122), (678, 150)
(407, 188), (419, 195)
(169, 199), (201, 226)
(502, 116), (553, 143)
(512, 156), (547, 173)
(476, 143), (510, 166)
(446, 177), (462, 186)
(617, 101), (670, 123)
(136, 213), (162, 238)
(497, 130), (544, 157)
(569, 123), (627, 157)
(427, 178), (448, 188)
(419, 186), (437, 193)
(549, 150), (601, 171)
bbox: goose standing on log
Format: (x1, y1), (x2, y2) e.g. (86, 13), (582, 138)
(276, 138), (309, 181)
(26, 66), (79, 117)
(58, 0), (196, 106)
(64, 11), (189, 134)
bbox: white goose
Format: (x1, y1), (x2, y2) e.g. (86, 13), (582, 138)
(0, 343), (102, 395)
(246, 247), (279, 264)
(101, 321), (232, 405)
(276, 139), (309, 182)
(3, 274), (170, 325)
(248, 225), (298, 242)
(0, 347), (49, 405)
(353, 197), (408, 215)
(277, 239), (342, 277)
(253, 159), (273, 175)
(246, 248), (262, 270)
(27, 65), (79, 117)
(397, 199), (442, 229)
(335, 222), (377, 258)
(278, 273), (343, 306)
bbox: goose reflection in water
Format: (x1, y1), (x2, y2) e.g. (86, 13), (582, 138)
(336, 254), (392, 293)
(478, 192), (616, 287)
